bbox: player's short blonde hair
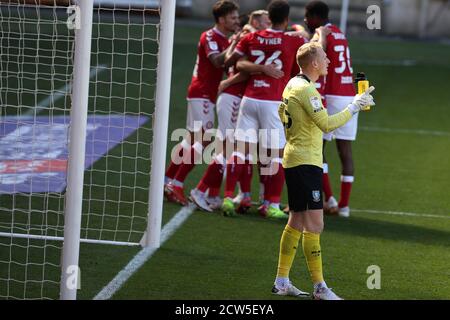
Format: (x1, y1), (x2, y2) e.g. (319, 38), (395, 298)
(296, 42), (323, 69)
(249, 9), (268, 24)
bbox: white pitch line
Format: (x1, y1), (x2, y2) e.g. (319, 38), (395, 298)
(359, 126), (450, 137)
(22, 64), (108, 117)
(93, 204), (196, 300)
(352, 208), (450, 220)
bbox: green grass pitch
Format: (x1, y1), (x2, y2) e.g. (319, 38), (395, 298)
(1, 14), (449, 300)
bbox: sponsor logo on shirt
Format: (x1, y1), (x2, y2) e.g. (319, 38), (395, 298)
(332, 32), (346, 40)
(341, 76), (353, 84)
(254, 80), (270, 88)
(208, 41), (218, 51)
(309, 96), (323, 113)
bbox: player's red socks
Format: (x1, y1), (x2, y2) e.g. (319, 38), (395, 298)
(258, 162), (267, 201)
(173, 142), (203, 184)
(239, 155), (253, 194)
(322, 163), (333, 201)
(264, 158), (285, 204)
(224, 152), (245, 198)
(165, 160), (181, 181)
(196, 153), (225, 193)
(208, 187), (220, 197)
(165, 140), (190, 181)
(338, 175), (354, 208)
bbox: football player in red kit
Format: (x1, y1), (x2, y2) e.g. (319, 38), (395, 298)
(164, 1), (240, 205)
(189, 10), (278, 212)
(222, 0), (308, 218)
(305, 1), (357, 217)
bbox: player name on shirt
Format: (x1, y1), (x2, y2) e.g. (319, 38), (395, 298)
(257, 36), (282, 45)
(235, 29), (307, 101)
(316, 24), (356, 98)
(331, 32), (346, 40)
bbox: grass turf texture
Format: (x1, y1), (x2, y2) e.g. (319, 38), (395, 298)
(112, 25), (450, 300)
(1, 16), (449, 299)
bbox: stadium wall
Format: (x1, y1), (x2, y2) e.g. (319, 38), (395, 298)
(384, 0), (450, 38)
(11, 0), (449, 38)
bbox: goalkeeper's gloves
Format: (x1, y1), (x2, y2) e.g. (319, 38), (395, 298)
(348, 86), (376, 114)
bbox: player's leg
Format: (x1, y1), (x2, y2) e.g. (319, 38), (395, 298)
(326, 95), (357, 218)
(272, 212), (309, 297)
(165, 136), (191, 188)
(223, 140), (255, 216)
(175, 100), (215, 184)
(335, 138), (354, 217)
(189, 141), (225, 212)
(233, 142), (264, 207)
(221, 95), (253, 213)
(298, 165), (342, 300)
(302, 209), (341, 300)
(235, 142), (254, 214)
(222, 97), (258, 216)
(258, 101), (287, 219)
(257, 144), (266, 205)
(167, 99), (215, 205)
(190, 94), (239, 211)
(164, 100), (196, 188)
(272, 165), (308, 297)
(322, 139), (338, 214)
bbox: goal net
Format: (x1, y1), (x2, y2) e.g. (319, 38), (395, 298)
(0, 0), (170, 299)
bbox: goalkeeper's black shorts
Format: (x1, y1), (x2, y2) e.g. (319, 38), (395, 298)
(284, 164), (323, 212)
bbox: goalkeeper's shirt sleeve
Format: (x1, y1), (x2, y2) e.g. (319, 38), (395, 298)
(278, 101), (285, 124)
(296, 86), (353, 133)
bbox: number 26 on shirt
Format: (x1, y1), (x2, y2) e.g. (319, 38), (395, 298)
(251, 50), (283, 70)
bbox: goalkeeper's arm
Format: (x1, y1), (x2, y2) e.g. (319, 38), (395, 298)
(301, 86), (376, 133)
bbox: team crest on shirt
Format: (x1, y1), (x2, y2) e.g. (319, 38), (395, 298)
(312, 190), (321, 202)
(309, 96), (322, 113)
(208, 41), (218, 51)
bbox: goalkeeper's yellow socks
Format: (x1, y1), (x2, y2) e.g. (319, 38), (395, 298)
(276, 225), (301, 280)
(302, 231), (324, 284)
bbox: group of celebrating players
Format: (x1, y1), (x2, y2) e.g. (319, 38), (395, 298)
(165, 0), (361, 218)
(163, 0), (376, 300)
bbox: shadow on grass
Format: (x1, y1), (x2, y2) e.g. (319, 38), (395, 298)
(324, 215), (450, 247)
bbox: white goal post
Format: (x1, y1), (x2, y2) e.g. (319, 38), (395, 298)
(60, 0), (94, 300)
(340, 0), (350, 34)
(145, 0), (175, 248)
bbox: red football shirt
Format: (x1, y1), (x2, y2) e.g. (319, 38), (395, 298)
(222, 65), (246, 98)
(323, 24), (355, 97)
(187, 28), (230, 103)
(234, 29), (307, 101)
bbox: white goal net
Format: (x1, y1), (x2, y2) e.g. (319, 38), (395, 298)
(0, 0), (172, 299)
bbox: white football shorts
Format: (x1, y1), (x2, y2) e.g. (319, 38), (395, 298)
(323, 95), (358, 141)
(186, 98), (215, 132)
(234, 96), (286, 149)
(216, 93), (242, 142)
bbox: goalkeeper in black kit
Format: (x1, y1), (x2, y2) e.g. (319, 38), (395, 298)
(271, 42), (375, 300)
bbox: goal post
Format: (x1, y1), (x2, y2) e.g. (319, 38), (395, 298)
(60, 0), (94, 300)
(145, 0), (176, 248)
(340, 0), (350, 34)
